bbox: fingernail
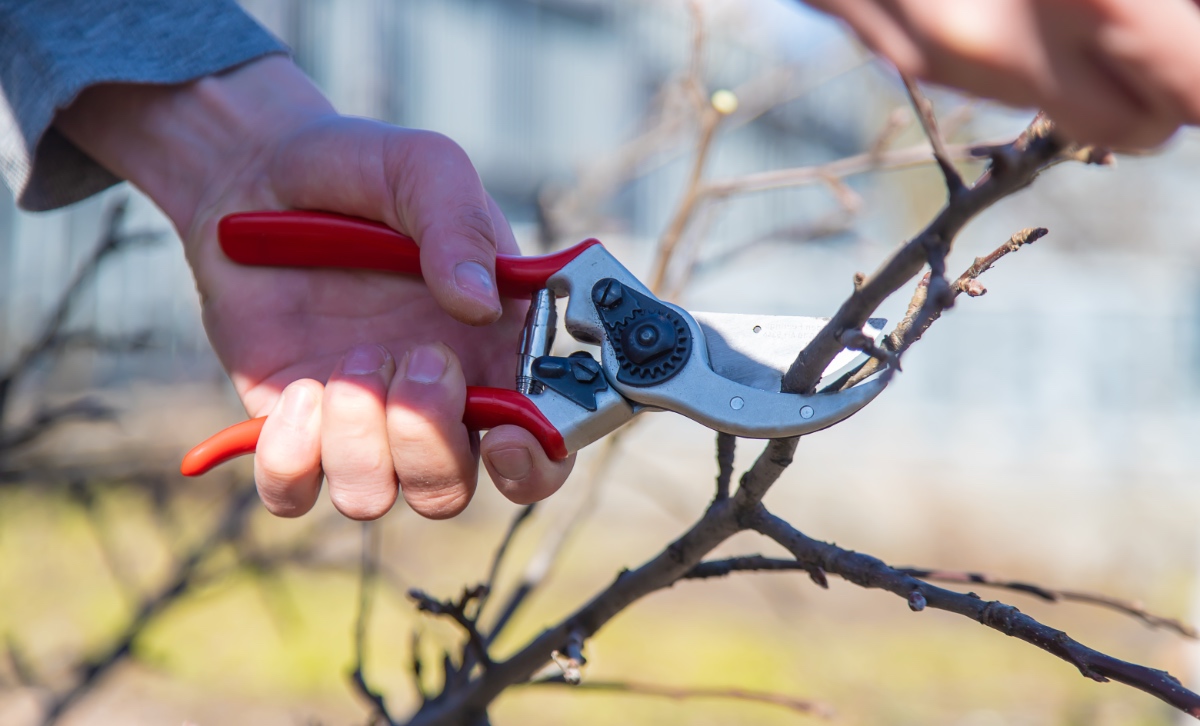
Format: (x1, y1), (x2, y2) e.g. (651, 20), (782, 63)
(454, 261), (499, 307)
(279, 385), (316, 424)
(343, 344), (388, 375)
(405, 344), (447, 383)
(486, 447), (532, 481)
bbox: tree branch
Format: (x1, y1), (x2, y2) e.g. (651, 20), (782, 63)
(898, 566), (1197, 639)
(843, 226), (1047, 388)
(39, 485), (258, 726)
(409, 587), (493, 670)
(714, 433), (736, 500)
(901, 73), (965, 195)
(523, 676), (835, 719)
(749, 507), (1200, 716)
(784, 116), (1077, 395)
(351, 523), (396, 725)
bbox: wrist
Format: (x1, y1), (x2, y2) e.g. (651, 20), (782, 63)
(54, 55), (335, 236)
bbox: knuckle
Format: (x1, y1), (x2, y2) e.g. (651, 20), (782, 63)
(401, 479), (473, 519)
(259, 490), (311, 518)
(329, 486), (396, 521)
(415, 130), (469, 161)
(449, 203), (498, 251)
(255, 474), (313, 518)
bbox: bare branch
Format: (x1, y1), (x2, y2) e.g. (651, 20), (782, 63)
(1, 398), (115, 452)
(901, 73), (965, 195)
(898, 567), (1198, 639)
(714, 432), (736, 500)
(702, 139), (987, 200)
(409, 587), (492, 670)
(844, 226), (1047, 389)
(486, 430), (625, 643)
(524, 677), (835, 719)
(474, 504), (536, 621)
(0, 198), (164, 417)
(784, 117), (1075, 395)
(868, 107), (912, 160)
(549, 629), (586, 685)
(749, 507), (1200, 716)
(351, 523), (396, 725)
(39, 485), (258, 726)
(683, 555), (828, 589)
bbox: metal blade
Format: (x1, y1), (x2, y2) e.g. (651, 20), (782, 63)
(693, 311), (886, 392)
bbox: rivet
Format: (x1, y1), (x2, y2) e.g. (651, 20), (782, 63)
(800, 405), (814, 419)
(730, 397), (745, 410)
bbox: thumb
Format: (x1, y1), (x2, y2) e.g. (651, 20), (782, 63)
(268, 118), (504, 325)
(394, 131), (503, 325)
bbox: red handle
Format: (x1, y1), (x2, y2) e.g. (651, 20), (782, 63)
(180, 387), (567, 477)
(220, 211), (600, 297)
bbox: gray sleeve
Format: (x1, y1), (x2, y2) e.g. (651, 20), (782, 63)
(0, 0), (288, 212)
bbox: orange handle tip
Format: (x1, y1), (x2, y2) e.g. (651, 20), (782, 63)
(180, 417), (266, 476)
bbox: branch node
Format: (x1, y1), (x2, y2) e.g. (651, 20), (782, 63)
(551, 630), (587, 685)
(908, 589), (927, 612)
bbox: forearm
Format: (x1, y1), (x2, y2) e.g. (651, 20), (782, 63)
(55, 56), (335, 237)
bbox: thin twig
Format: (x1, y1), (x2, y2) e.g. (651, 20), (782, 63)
(683, 555), (827, 589)
(0, 198), (162, 419)
(749, 507), (1200, 716)
(524, 676), (835, 719)
(486, 429), (626, 643)
(898, 567), (1198, 639)
(714, 433), (736, 500)
(474, 504), (537, 622)
(409, 588), (493, 670)
(901, 72), (965, 195)
(39, 485), (258, 726)
(549, 629), (586, 685)
(351, 523), (396, 725)
(701, 139), (991, 199)
(0, 398), (114, 451)
(844, 226), (1047, 388)
(784, 116), (1075, 395)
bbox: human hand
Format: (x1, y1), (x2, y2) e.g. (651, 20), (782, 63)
(56, 56), (575, 520)
(806, 0), (1200, 148)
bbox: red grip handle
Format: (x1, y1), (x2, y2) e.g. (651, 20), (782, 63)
(220, 211), (600, 297)
(180, 387), (567, 477)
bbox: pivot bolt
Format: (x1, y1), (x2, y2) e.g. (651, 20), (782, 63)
(570, 358), (601, 383)
(592, 279), (625, 310)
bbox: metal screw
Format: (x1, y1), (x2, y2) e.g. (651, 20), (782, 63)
(571, 359), (599, 383)
(636, 325), (658, 346)
(592, 279), (624, 309)
(730, 397), (745, 410)
(800, 405), (814, 419)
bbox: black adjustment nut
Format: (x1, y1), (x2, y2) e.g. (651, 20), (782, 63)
(532, 357), (568, 379)
(621, 316), (677, 365)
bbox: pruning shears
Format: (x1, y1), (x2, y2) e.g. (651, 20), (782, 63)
(180, 211), (889, 476)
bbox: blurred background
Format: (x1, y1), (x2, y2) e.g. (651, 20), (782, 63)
(3, 0), (1200, 724)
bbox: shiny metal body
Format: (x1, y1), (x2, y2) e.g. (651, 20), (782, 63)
(527, 245), (890, 453)
(516, 289), (557, 394)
